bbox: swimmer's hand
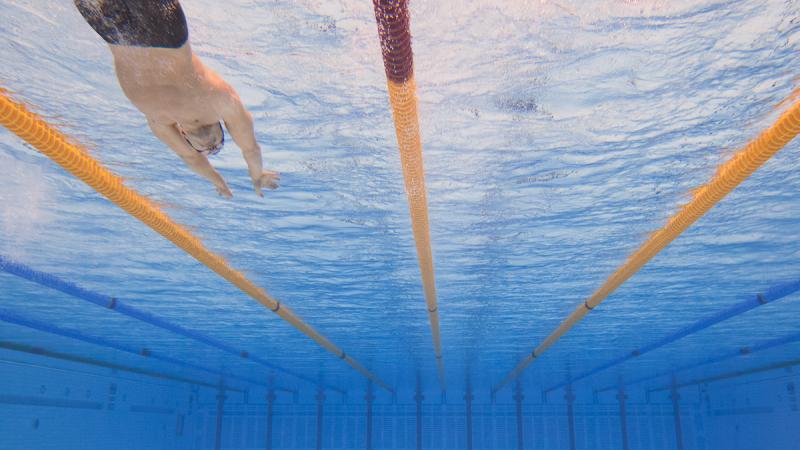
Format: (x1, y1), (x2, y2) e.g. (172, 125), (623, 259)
(252, 170), (280, 197)
(215, 181), (233, 199)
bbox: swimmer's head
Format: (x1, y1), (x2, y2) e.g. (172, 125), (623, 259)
(178, 122), (225, 156)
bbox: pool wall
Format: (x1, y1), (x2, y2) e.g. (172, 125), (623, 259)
(4, 345), (799, 449)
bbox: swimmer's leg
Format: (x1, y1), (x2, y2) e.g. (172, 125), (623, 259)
(74, 0), (188, 48)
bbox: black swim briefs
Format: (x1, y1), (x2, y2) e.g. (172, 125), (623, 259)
(74, 0), (188, 49)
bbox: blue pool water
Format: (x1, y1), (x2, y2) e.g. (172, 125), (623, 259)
(1, 0), (799, 448)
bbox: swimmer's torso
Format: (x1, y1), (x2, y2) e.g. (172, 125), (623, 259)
(109, 44), (233, 127)
(75, 0), (234, 126)
(74, 0), (280, 198)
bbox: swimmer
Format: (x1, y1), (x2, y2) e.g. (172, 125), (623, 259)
(74, 0), (278, 198)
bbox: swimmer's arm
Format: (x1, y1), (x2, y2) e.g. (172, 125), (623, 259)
(222, 99), (279, 197)
(147, 119), (233, 198)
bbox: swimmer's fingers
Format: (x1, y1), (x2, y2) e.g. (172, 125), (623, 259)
(254, 170), (280, 197)
(262, 170), (280, 186)
(216, 184), (233, 199)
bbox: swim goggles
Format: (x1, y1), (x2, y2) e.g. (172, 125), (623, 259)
(177, 122), (225, 156)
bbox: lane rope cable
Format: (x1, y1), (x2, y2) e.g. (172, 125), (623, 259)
(649, 356), (800, 392)
(0, 308), (265, 390)
(546, 277), (800, 392)
(493, 97), (800, 393)
(598, 328), (800, 394)
(0, 255), (343, 393)
(0, 89), (392, 393)
(0, 341), (240, 392)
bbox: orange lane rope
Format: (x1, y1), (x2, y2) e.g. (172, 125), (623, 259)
(373, 0), (445, 389)
(494, 98), (800, 393)
(0, 90), (392, 393)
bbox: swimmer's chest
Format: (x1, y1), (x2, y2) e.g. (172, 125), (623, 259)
(121, 82), (225, 125)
